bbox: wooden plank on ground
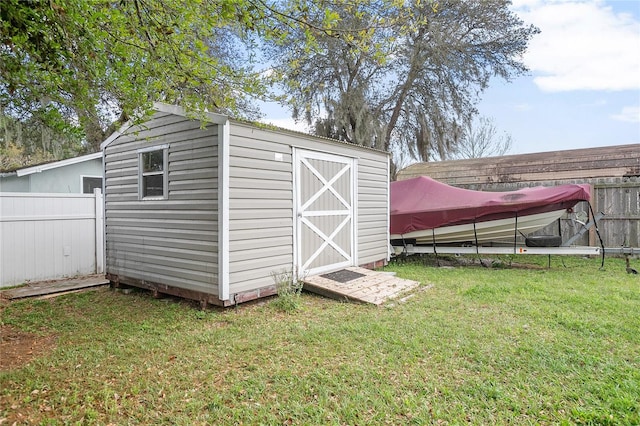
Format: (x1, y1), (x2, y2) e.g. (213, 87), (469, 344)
(1, 275), (110, 300)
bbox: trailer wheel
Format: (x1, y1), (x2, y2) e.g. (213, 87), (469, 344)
(525, 235), (562, 247)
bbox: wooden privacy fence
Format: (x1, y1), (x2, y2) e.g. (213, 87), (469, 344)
(594, 177), (640, 248)
(0, 190), (104, 287)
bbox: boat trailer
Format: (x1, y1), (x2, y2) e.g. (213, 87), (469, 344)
(392, 244), (601, 257)
(391, 209), (638, 266)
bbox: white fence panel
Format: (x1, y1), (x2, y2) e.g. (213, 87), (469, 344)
(0, 191), (104, 287)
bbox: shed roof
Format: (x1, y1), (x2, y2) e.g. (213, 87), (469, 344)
(101, 102), (388, 156)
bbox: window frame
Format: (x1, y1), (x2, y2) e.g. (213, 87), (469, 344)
(80, 175), (103, 194)
(138, 144), (169, 200)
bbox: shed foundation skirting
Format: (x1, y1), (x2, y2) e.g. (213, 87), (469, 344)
(230, 286), (278, 305)
(107, 256), (388, 308)
(107, 273), (279, 307)
(358, 258), (388, 270)
(108, 274), (224, 308)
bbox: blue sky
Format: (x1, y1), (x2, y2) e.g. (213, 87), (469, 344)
(260, 0), (640, 156)
(480, 0), (640, 154)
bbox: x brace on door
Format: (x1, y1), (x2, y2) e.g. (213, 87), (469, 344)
(296, 152), (354, 275)
(300, 214), (352, 272)
(299, 158), (351, 212)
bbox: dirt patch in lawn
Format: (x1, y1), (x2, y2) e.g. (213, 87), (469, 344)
(0, 325), (57, 372)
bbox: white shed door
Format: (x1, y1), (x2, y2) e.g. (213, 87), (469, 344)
(295, 149), (356, 277)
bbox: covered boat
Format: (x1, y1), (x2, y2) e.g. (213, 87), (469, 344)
(390, 176), (591, 245)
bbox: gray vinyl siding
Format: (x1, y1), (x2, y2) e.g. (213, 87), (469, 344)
(227, 125), (294, 294)
(226, 122), (389, 295)
(104, 111), (219, 295)
(355, 157), (390, 264)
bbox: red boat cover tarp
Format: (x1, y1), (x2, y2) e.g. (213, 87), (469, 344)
(390, 176), (591, 235)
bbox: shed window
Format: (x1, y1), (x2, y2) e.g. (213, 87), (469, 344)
(138, 146), (168, 199)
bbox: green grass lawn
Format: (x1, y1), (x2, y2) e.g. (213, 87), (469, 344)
(1, 256), (638, 425)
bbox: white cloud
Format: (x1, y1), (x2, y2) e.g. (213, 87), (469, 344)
(610, 105), (640, 122)
(513, 0), (640, 92)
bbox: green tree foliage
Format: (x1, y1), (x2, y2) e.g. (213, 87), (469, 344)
(268, 0), (539, 170)
(0, 111), (83, 171)
(0, 142), (56, 172)
(1, 0), (270, 154)
(2, 0), (537, 173)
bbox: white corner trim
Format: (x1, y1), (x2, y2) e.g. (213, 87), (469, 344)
(292, 148), (300, 279)
(218, 120), (231, 301)
(352, 158), (359, 266)
(100, 121), (132, 151)
(386, 157), (391, 261)
(16, 152), (103, 177)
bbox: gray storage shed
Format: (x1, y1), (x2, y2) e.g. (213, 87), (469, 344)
(101, 103), (390, 306)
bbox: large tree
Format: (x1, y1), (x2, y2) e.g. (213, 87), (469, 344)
(1, 111), (82, 171)
(268, 0), (539, 170)
(1, 0), (274, 154)
(452, 116), (513, 159)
